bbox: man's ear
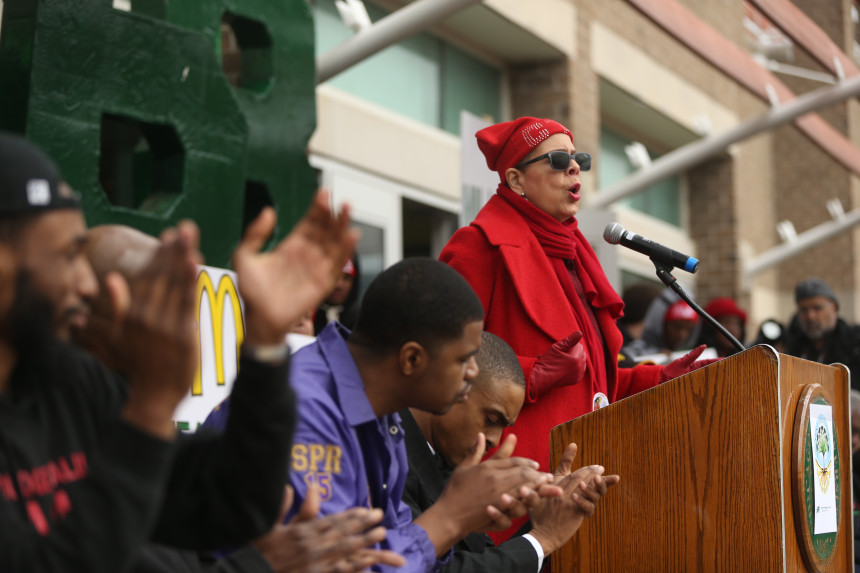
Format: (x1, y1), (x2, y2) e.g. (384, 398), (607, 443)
(399, 341), (428, 376)
(505, 167), (523, 193)
(0, 246), (20, 336)
(0, 244), (18, 321)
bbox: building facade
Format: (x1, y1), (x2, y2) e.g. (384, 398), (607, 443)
(2, 0), (859, 335)
(308, 0), (860, 335)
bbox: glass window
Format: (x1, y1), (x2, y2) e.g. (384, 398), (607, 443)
(313, 0), (500, 134)
(599, 126), (682, 227)
(440, 44), (501, 133)
(352, 221), (385, 301)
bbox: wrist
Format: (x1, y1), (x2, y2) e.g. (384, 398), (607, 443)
(414, 503), (465, 557)
(529, 526), (560, 555)
(243, 307), (289, 346)
(121, 395), (178, 441)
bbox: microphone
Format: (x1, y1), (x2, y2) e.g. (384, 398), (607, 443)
(603, 223), (699, 274)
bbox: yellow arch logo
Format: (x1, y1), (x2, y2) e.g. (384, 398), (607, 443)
(194, 270), (245, 396)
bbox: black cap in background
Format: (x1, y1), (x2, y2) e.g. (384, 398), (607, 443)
(0, 132), (80, 217)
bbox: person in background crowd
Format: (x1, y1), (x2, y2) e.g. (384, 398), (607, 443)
(624, 298), (700, 360)
(205, 258), (564, 573)
(439, 117), (713, 542)
(401, 331), (619, 572)
(698, 297), (747, 358)
(314, 255), (361, 334)
(786, 277), (860, 390)
(752, 319), (787, 354)
(82, 222), (397, 573)
(661, 301), (700, 353)
(617, 282), (662, 346)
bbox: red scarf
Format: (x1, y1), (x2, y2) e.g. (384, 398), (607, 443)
(497, 184), (624, 319)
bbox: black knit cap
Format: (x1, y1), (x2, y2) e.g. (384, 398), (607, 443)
(0, 132), (80, 217)
(795, 277), (839, 308)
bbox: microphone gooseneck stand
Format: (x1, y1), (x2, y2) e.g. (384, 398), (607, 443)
(649, 246), (745, 354)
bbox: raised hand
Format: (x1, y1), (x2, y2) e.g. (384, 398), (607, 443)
(233, 190), (359, 346)
(115, 221), (201, 440)
(529, 331), (587, 401)
(252, 485), (406, 573)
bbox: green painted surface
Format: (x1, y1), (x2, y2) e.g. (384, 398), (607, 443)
(0, 0), (317, 267)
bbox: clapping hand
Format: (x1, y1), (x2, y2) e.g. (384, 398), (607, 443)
(529, 443), (620, 554)
(253, 485), (405, 572)
(114, 222), (202, 440)
(233, 190), (359, 346)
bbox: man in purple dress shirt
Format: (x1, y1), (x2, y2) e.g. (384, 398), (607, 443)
(204, 258), (559, 572)
(282, 258), (560, 572)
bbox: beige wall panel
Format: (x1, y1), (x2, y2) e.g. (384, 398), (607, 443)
(590, 22), (737, 135)
(485, 0), (576, 59)
(310, 85), (461, 202)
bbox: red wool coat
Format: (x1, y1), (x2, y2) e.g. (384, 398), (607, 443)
(440, 195), (663, 473)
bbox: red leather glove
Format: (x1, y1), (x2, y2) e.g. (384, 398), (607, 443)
(529, 332), (587, 401)
(659, 345), (720, 382)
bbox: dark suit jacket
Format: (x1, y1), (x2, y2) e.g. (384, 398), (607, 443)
(399, 410), (539, 572)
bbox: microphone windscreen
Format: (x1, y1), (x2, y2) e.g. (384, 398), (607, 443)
(603, 222), (625, 245)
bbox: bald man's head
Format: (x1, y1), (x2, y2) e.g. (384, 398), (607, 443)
(86, 225), (160, 283)
(75, 225), (161, 368)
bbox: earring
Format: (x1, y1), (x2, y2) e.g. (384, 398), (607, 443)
(521, 192), (527, 198)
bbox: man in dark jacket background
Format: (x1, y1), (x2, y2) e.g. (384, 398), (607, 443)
(787, 277), (860, 390)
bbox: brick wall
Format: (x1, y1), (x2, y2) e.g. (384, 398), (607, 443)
(769, 0), (858, 319)
(508, 59), (573, 127)
(504, 0), (860, 324)
(688, 156), (740, 303)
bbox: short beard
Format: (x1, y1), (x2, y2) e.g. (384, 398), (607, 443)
(801, 323), (830, 342)
(5, 269), (57, 368)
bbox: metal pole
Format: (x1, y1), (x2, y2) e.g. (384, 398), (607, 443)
(317, 0), (483, 84)
(584, 74), (860, 210)
(743, 209), (860, 282)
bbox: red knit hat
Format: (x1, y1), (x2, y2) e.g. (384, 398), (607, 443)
(476, 117), (573, 182)
(665, 300), (698, 323)
(704, 297), (747, 325)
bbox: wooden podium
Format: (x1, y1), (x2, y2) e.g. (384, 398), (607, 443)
(549, 346), (853, 572)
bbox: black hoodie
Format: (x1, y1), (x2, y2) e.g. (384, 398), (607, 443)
(0, 340), (294, 573)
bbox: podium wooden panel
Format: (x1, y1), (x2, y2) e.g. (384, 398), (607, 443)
(549, 346), (853, 572)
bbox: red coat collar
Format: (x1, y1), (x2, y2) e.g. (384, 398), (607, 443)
(472, 196), (577, 343)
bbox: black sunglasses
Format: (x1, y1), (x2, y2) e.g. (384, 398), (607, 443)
(517, 151), (592, 172)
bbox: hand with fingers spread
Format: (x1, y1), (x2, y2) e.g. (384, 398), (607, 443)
(415, 433), (561, 556)
(528, 443), (620, 555)
(234, 189), (359, 346)
(113, 221), (202, 440)
(252, 485), (405, 573)
(529, 331), (587, 401)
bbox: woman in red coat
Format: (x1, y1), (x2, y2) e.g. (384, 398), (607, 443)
(440, 117), (708, 541)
